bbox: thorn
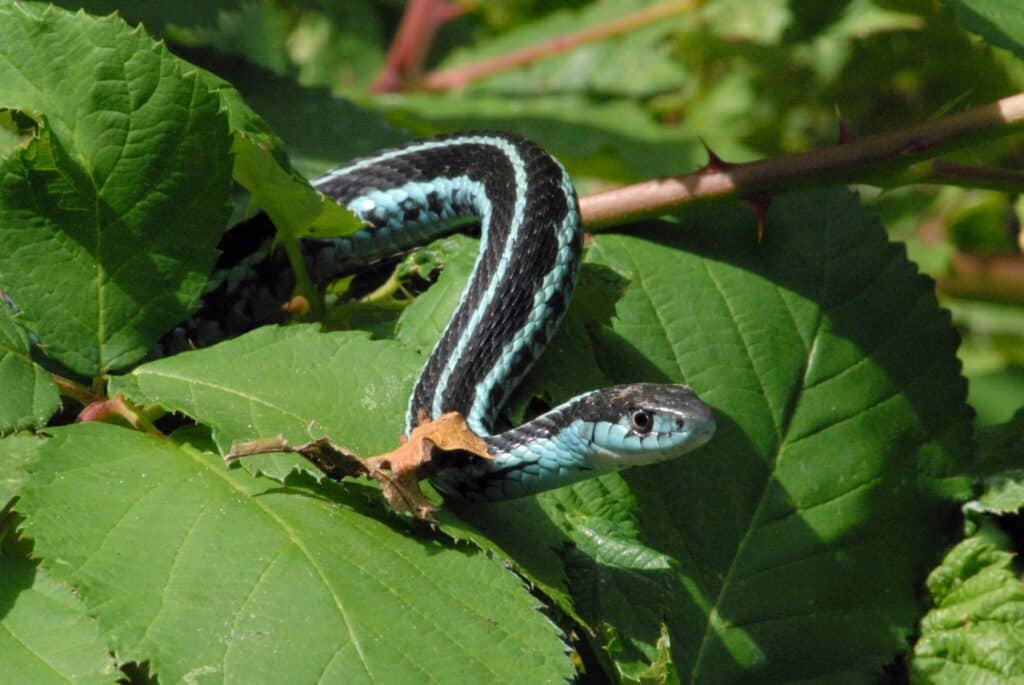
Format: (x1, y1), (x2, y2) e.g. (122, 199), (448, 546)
(835, 105), (854, 144)
(699, 138), (733, 173)
(746, 196), (772, 242)
(837, 119), (854, 144)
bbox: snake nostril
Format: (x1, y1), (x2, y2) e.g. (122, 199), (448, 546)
(676, 418), (686, 430)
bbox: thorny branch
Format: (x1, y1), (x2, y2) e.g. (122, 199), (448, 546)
(578, 92), (1024, 229)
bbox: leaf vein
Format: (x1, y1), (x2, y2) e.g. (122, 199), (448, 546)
(136, 497), (210, 649)
(700, 260), (782, 439)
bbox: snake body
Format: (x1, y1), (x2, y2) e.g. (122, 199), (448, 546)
(307, 133), (714, 501)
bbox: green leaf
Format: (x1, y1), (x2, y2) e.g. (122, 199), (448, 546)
(187, 61), (371, 313)
(816, 0), (923, 41)
(967, 409), (1024, 514)
(0, 122), (16, 157)
(0, 434), (45, 509)
(172, 1), (293, 75)
(109, 314), (582, 622)
(231, 129), (363, 239)
(189, 52), (406, 178)
(588, 190), (970, 679)
(50, 0), (242, 34)
(288, 4), (387, 92)
(606, 621), (677, 685)
(170, 2), (388, 93)
(947, 191), (1019, 255)
(195, 68), (363, 241)
(109, 325), (421, 480)
(457, 189), (972, 681)
(942, 0), (1024, 60)
(17, 423), (574, 684)
(972, 474), (1024, 515)
(0, 3), (233, 375)
(912, 534), (1024, 683)
(0, 307), (59, 433)
(968, 366), (1024, 427)
(702, 0), (792, 44)
(0, 553), (118, 685)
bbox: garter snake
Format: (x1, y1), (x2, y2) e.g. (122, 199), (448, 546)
(305, 132), (715, 501)
(0, 132), (714, 500)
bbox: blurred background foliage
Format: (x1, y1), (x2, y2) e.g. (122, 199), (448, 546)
(56, 0), (1024, 425)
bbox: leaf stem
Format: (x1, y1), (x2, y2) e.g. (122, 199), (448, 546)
(77, 395), (163, 437)
(418, 0), (698, 91)
(579, 92), (1024, 229)
(360, 271), (404, 304)
(51, 373), (100, 405)
(279, 234), (324, 319)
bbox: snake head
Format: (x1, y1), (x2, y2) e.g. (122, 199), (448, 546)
(433, 383), (715, 502)
(570, 383), (715, 469)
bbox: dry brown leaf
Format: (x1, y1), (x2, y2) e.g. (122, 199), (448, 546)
(226, 412), (491, 520)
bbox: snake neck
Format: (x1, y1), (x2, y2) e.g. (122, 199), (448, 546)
(308, 133), (582, 437)
(433, 400), (598, 502)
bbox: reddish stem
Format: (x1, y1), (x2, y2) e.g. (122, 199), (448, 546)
(372, 0), (467, 93)
(419, 0), (697, 91)
(78, 395), (163, 436)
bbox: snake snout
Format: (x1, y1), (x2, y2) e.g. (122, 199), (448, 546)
(684, 401), (716, 450)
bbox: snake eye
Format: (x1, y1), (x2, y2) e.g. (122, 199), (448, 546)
(630, 409), (653, 433)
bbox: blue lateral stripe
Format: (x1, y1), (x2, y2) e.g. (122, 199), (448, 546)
(343, 176), (481, 265)
(467, 162), (579, 434)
